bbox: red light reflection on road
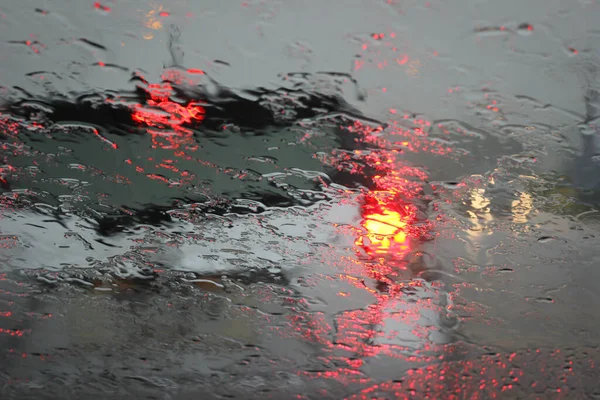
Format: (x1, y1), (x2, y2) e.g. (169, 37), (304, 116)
(288, 113), (450, 392)
(284, 116), (443, 390)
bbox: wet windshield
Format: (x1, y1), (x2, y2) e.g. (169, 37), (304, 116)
(1, 1), (600, 398)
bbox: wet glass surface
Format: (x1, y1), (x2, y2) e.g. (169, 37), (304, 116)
(1, 0), (600, 398)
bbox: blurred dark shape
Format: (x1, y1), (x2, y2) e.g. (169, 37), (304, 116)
(573, 57), (600, 196)
(0, 79), (382, 236)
